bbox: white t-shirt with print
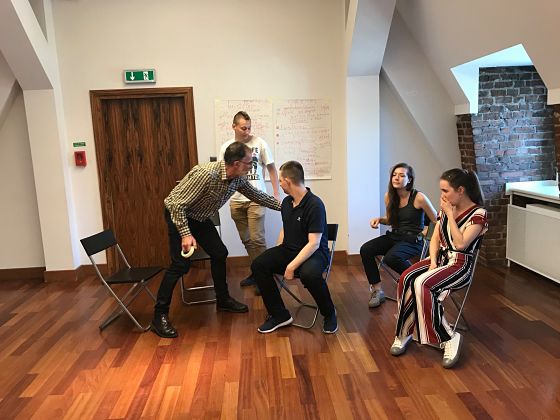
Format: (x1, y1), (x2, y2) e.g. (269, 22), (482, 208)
(218, 136), (275, 202)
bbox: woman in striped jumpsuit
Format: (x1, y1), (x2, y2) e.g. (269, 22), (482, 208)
(390, 168), (488, 368)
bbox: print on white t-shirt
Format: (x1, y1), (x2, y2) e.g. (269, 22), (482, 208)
(218, 137), (275, 202)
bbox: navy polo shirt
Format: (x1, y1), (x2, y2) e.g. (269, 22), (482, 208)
(281, 188), (328, 259)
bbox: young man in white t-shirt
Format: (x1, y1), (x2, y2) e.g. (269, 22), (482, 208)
(218, 111), (280, 291)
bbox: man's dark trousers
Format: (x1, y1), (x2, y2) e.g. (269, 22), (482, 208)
(252, 245), (335, 319)
(360, 234), (423, 285)
(155, 209), (228, 314)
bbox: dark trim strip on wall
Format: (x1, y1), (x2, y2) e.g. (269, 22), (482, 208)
(0, 265), (109, 282)
(43, 269), (77, 282)
(346, 254), (363, 266)
(76, 264), (107, 280)
(1, 253), (359, 283)
(0, 267), (45, 281)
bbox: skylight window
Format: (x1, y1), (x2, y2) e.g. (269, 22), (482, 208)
(451, 44), (532, 114)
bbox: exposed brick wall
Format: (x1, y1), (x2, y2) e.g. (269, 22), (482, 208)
(461, 66), (556, 266)
(456, 114), (476, 171)
(554, 105), (560, 178)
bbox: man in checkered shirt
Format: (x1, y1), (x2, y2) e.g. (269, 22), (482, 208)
(151, 142), (281, 338)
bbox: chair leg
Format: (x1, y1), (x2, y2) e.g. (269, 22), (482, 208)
(377, 258), (399, 302)
(100, 286), (145, 330)
(276, 276), (319, 329)
(99, 282), (153, 331)
(180, 276), (216, 305)
(449, 294), (470, 333)
(145, 287), (156, 301)
(292, 306), (319, 329)
(450, 250), (479, 335)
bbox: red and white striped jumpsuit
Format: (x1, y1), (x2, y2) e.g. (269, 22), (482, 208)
(395, 206), (488, 345)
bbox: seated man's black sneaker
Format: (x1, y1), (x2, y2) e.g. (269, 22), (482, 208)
(216, 296), (249, 313)
(322, 310), (338, 334)
(151, 313), (178, 338)
(257, 315), (293, 333)
(240, 275), (256, 287)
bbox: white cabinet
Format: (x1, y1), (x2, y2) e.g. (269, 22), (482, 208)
(506, 204), (526, 264)
(506, 200), (560, 284)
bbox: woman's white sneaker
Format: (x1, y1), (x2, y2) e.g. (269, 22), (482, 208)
(442, 332), (463, 369)
(390, 335), (412, 356)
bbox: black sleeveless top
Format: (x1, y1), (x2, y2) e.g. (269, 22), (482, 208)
(391, 189), (425, 241)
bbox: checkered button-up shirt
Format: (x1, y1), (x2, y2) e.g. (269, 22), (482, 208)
(165, 161), (281, 237)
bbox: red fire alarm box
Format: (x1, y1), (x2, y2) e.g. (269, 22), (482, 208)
(74, 150), (87, 167)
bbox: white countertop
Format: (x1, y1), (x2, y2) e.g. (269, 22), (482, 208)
(505, 180), (560, 203)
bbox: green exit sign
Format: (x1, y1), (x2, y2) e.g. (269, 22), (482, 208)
(124, 69), (156, 84)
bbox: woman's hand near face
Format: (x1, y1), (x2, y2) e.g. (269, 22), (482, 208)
(440, 197), (454, 217)
(370, 217), (382, 229)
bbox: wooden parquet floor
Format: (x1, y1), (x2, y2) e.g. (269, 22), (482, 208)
(0, 262), (559, 419)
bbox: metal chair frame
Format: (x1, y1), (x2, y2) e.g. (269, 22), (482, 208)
(180, 213), (221, 305)
(448, 247), (480, 334)
(80, 229), (161, 332)
(425, 246), (481, 353)
(377, 222), (436, 302)
(276, 224), (338, 329)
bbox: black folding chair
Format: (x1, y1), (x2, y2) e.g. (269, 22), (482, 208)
(180, 213), (221, 305)
(276, 224), (338, 329)
(80, 229), (162, 331)
(377, 221), (436, 302)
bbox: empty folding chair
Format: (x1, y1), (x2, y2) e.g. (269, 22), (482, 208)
(180, 212), (221, 305)
(276, 223), (338, 329)
(378, 221), (436, 302)
(80, 229), (162, 331)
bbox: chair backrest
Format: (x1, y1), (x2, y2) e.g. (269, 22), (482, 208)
(80, 229), (131, 273)
(467, 237), (483, 279)
(424, 221), (436, 241)
(80, 229), (117, 256)
(324, 223), (338, 281)
(419, 221), (481, 263)
(327, 223), (338, 242)
(419, 221), (436, 259)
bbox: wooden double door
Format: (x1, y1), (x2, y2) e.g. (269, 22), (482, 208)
(90, 88), (198, 269)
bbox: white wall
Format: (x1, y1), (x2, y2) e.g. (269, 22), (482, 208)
(346, 75), (380, 254)
(0, 52), (18, 124)
(52, 0), (348, 262)
(0, 90), (44, 268)
(0, 0), (54, 90)
(396, 0), (560, 107)
(347, 0), (395, 76)
(378, 9), (462, 216)
(381, 12), (460, 176)
(0, 0), (79, 273)
(379, 73), (441, 207)
(24, 88), (77, 270)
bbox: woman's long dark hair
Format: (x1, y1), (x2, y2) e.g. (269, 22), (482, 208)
(440, 168), (485, 206)
(387, 163), (414, 227)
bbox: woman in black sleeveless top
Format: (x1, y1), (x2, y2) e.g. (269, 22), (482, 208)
(360, 163), (437, 308)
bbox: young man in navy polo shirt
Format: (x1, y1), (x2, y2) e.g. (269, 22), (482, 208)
(251, 161), (337, 334)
